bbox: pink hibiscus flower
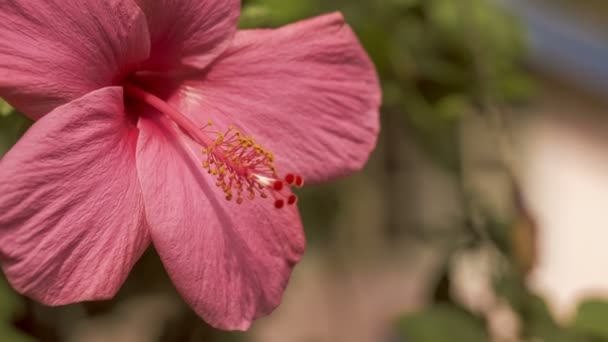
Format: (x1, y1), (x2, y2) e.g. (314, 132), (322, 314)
(0, 0), (380, 330)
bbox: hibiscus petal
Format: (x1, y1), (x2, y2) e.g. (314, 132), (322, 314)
(171, 12), (381, 183)
(136, 115), (305, 330)
(135, 0), (240, 72)
(0, 87), (149, 305)
(0, 0), (150, 119)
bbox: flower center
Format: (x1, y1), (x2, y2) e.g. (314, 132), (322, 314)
(123, 83), (303, 208)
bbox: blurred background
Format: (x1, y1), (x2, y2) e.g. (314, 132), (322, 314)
(2, 0), (608, 341)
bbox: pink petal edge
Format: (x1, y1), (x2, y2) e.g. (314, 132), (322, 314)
(0, 87), (149, 305)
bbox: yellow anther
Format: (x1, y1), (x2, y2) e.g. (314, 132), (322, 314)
(197, 122), (288, 206)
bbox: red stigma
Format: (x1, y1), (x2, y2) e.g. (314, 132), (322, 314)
(295, 175), (304, 187)
(273, 180), (284, 191)
(285, 174), (295, 185)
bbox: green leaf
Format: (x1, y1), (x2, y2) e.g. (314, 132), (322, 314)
(435, 94), (470, 121)
(0, 112), (32, 158)
(0, 277), (23, 321)
(573, 300), (608, 339)
(522, 296), (585, 342)
(239, 0), (317, 28)
(0, 99), (14, 117)
(397, 304), (487, 342)
(0, 275), (33, 342)
(386, 0), (419, 9)
(0, 326), (34, 342)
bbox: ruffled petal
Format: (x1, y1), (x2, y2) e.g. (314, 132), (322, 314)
(135, 0), (240, 72)
(0, 87), (149, 305)
(0, 0), (150, 119)
(170, 12), (381, 183)
(136, 115), (305, 330)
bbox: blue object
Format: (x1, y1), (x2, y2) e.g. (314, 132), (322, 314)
(498, 0), (608, 95)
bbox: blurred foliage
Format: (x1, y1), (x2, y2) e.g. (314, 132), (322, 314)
(0, 276), (33, 342)
(573, 300), (608, 340)
(398, 304), (487, 341)
(0, 99), (14, 116)
(239, 0), (318, 27)
(0, 101), (31, 158)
